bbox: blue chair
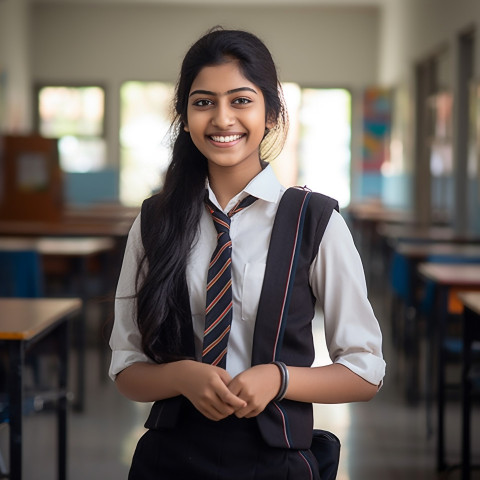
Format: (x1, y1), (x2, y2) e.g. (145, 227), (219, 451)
(389, 250), (414, 351)
(390, 251), (412, 305)
(0, 250), (44, 298)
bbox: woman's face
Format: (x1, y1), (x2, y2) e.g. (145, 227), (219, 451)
(185, 61), (273, 176)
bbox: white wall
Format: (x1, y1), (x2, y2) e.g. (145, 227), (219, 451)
(0, 0), (32, 133)
(32, 4), (380, 85)
(31, 4), (381, 167)
(379, 0), (480, 86)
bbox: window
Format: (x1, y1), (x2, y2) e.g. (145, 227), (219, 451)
(36, 85), (106, 173)
(119, 81), (174, 206)
(279, 84), (352, 208)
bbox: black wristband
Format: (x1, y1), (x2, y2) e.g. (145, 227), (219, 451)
(271, 361), (289, 402)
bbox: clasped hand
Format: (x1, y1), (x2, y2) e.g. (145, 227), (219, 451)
(179, 361), (281, 421)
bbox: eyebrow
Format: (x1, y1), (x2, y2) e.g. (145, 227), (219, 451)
(189, 87), (258, 97)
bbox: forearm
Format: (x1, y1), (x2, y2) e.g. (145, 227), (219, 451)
(115, 360), (189, 402)
(286, 363), (379, 404)
(115, 359), (248, 421)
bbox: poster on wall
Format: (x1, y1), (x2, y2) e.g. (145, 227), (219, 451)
(362, 87), (392, 171)
(387, 85), (411, 175)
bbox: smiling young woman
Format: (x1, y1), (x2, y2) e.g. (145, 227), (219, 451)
(109, 27), (385, 480)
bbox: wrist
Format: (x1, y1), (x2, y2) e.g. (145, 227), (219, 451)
(172, 359), (197, 395)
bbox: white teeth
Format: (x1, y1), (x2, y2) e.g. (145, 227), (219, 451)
(210, 134), (243, 143)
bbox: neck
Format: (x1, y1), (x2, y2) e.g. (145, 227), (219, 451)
(208, 162), (263, 209)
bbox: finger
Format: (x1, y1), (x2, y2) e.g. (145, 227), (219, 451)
(231, 395), (254, 418)
(212, 393), (237, 416)
(219, 388), (247, 409)
(235, 405), (262, 419)
(204, 408), (230, 421)
(215, 367), (234, 385)
(197, 401), (233, 421)
(227, 377), (242, 397)
(234, 405), (253, 418)
(207, 372), (246, 409)
(200, 387), (237, 416)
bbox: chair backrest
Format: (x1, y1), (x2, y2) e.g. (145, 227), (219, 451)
(390, 251), (412, 303)
(0, 250), (44, 297)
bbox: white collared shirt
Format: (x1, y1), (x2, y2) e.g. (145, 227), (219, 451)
(109, 165), (386, 385)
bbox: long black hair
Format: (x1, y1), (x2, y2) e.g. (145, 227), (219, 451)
(136, 27), (288, 363)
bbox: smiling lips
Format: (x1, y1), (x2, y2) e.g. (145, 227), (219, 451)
(209, 134), (244, 144)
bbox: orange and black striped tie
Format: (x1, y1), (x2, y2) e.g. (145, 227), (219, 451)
(203, 195), (257, 368)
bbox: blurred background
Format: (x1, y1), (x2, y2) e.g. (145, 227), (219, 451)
(0, 0), (480, 478)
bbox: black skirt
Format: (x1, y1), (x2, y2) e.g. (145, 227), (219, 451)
(128, 400), (320, 480)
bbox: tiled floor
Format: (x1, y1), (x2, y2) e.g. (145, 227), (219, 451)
(1, 286), (479, 479)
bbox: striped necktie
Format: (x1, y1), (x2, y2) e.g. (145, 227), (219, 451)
(203, 194), (257, 368)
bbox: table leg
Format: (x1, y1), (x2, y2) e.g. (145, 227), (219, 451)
(405, 303), (420, 404)
(461, 306), (475, 480)
(425, 292), (435, 438)
(406, 259), (423, 405)
(73, 257), (87, 412)
(57, 320), (69, 480)
(7, 341), (24, 480)
(98, 250), (114, 383)
(435, 285), (449, 472)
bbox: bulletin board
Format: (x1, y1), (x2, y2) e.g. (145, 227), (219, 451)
(0, 135), (63, 222)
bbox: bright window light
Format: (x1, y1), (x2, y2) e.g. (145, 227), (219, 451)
(280, 85), (351, 208)
(37, 86), (106, 173)
(119, 81), (174, 206)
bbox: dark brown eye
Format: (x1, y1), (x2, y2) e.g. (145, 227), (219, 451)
(233, 97), (251, 105)
(193, 99), (213, 107)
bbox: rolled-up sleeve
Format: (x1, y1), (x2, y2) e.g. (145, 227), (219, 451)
(309, 210), (386, 386)
(108, 214), (153, 381)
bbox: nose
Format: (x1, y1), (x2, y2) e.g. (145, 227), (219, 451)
(212, 102), (234, 129)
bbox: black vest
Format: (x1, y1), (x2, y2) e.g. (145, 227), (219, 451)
(141, 187), (339, 450)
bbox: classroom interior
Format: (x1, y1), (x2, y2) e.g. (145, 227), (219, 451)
(1, 0), (480, 478)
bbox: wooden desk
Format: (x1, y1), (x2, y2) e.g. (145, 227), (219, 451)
(0, 236), (115, 256)
(0, 298), (81, 480)
(65, 204), (139, 224)
(0, 237), (116, 411)
(458, 292), (480, 480)
(0, 218), (133, 238)
(391, 244), (480, 403)
(347, 201), (414, 223)
(396, 243), (480, 259)
(417, 264), (480, 472)
(378, 223), (480, 246)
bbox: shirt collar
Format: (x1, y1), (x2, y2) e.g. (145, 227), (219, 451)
(206, 164), (283, 212)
